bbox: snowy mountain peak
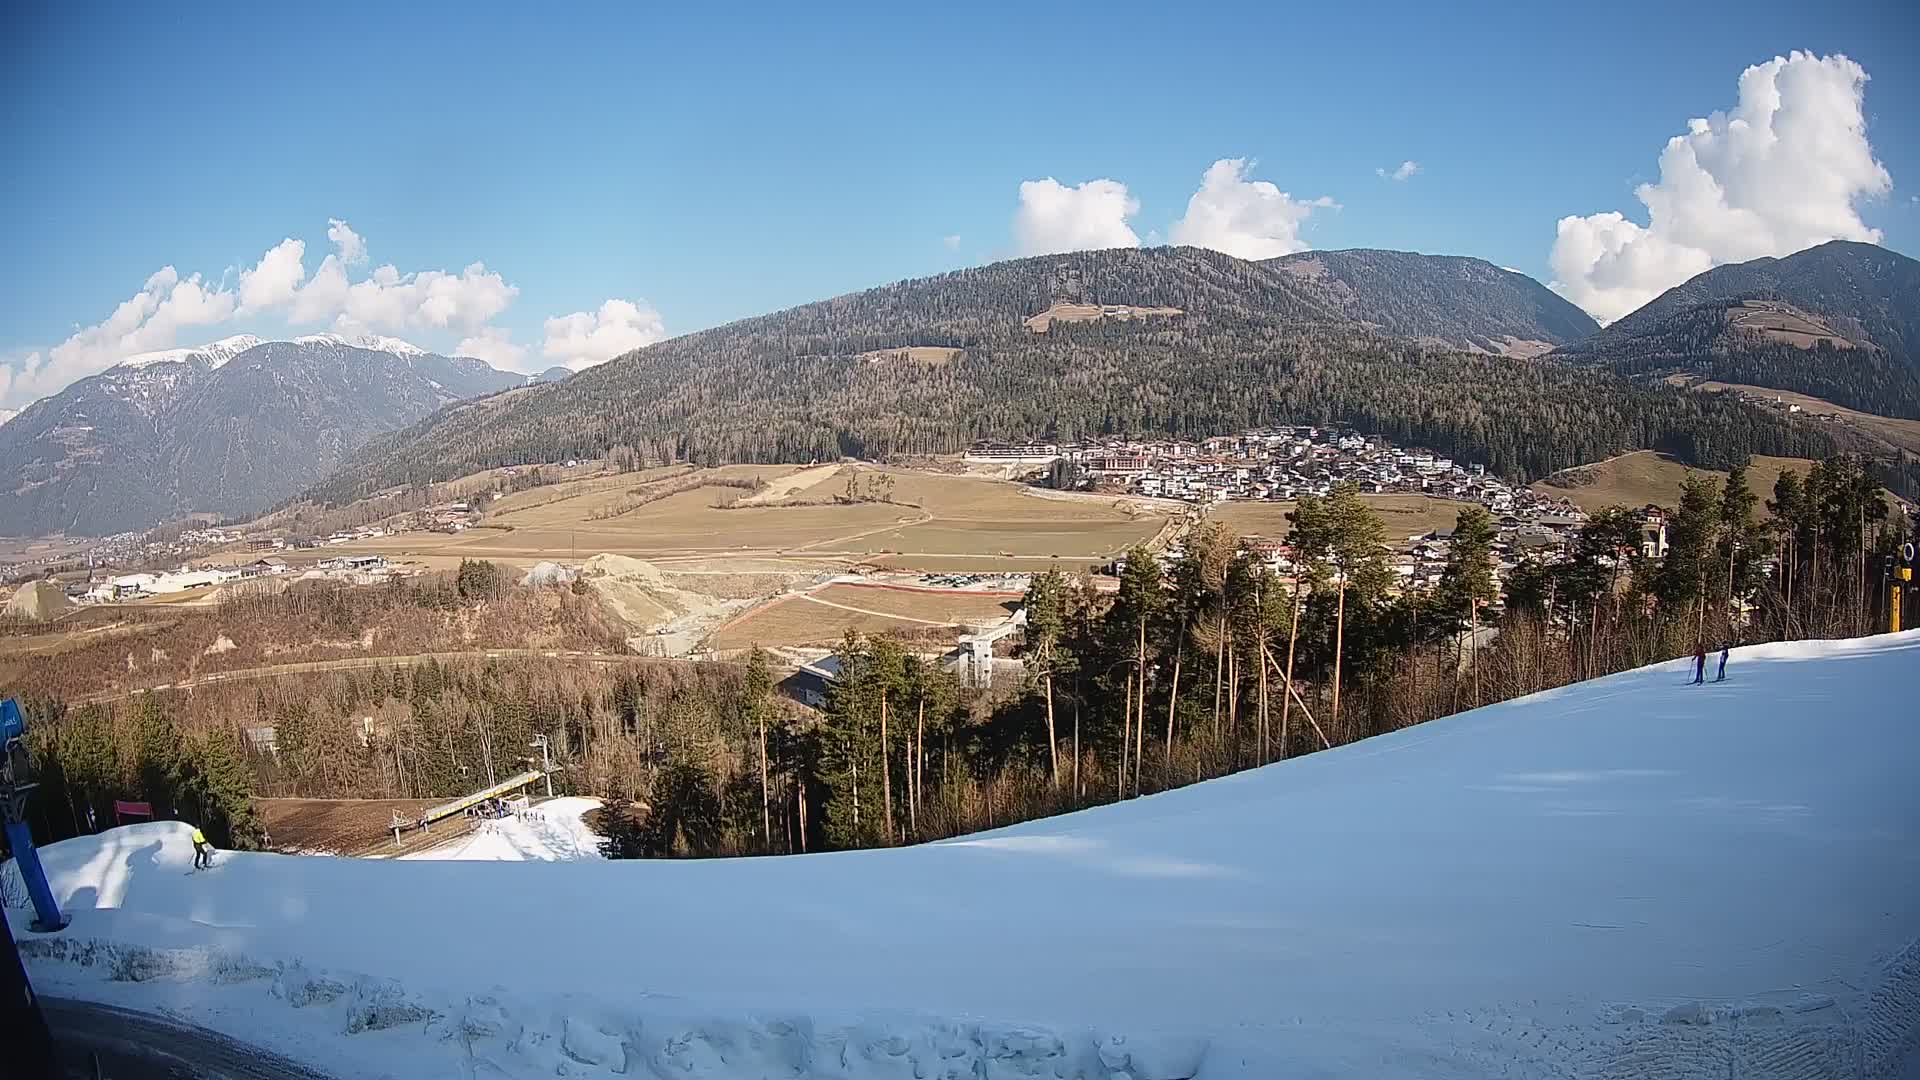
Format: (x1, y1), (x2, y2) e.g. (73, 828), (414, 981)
(114, 333), (266, 371)
(292, 331), (429, 357)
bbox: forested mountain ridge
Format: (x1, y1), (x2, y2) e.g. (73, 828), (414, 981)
(0, 339), (523, 535)
(1558, 241), (1920, 418)
(306, 246), (1843, 507)
(1265, 249), (1598, 355)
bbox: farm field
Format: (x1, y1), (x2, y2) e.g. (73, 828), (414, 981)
(1683, 379), (1920, 455)
(864, 553), (1107, 573)
(706, 581), (1019, 650)
(1532, 450), (1817, 513)
(848, 518), (1158, 557)
(1209, 494), (1477, 541)
(329, 464), (1164, 571)
(708, 596), (933, 650)
(807, 583), (1020, 623)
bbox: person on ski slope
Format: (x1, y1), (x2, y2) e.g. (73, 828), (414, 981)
(190, 824), (214, 870)
(1692, 641), (1707, 685)
(1716, 642), (1730, 683)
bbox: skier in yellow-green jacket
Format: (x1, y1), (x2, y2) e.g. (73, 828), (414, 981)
(190, 825), (213, 870)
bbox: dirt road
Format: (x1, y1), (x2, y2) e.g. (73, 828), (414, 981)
(74, 648), (690, 706)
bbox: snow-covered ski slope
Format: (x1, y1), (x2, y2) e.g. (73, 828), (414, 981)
(396, 796), (605, 862)
(9, 633), (1920, 1078)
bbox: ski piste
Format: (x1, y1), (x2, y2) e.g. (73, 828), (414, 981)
(9, 633), (1919, 1079)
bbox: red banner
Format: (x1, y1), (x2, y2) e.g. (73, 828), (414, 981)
(114, 800), (154, 823)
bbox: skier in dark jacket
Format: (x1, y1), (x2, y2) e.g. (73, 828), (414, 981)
(1692, 642), (1707, 685)
(1715, 643), (1729, 683)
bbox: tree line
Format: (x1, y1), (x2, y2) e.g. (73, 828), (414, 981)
(303, 246), (1859, 506)
(9, 457), (1910, 861)
(620, 452), (1913, 857)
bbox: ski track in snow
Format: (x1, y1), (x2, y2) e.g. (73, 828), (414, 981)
(8, 633), (1920, 1078)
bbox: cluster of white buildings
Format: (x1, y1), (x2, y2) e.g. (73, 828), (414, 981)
(1060, 428), (1562, 512)
(78, 553), (399, 602)
(84, 557), (293, 601)
(1062, 427), (1618, 606)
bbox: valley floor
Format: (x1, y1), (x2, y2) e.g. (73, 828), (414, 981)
(8, 633), (1920, 1078)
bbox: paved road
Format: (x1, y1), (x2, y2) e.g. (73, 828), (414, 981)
(41, 997), (338, 1080)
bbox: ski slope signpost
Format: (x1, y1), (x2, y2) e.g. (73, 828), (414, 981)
(1, 698), (66, 932)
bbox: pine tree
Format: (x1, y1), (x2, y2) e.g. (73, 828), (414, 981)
(130, 695), (184, 817)
(1715, 464), (1764, 637)
(639, 761), (723, 857)
(1017, 569), (1072, 786)
(596, 800), (649, 859)
(1436, 505), (1499, 704)
(1106, 546), (1164, 796)
(184, 733), (262, 849)
(742, 648), (776, 849)
(1290, 484), (1389, 731)
(1656, 473), (1721, 638)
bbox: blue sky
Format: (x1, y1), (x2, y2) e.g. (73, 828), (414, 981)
(3, 1), (1916, 406)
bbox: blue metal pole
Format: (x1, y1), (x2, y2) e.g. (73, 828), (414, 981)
(3, 822), (64, 933)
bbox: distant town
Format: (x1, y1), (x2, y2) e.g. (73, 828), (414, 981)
(967, 425), (1670, 603)
(5, 425), (1686, 613)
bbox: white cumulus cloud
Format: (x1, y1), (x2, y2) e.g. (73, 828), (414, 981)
(0, 220), (663, 407)
(542, 299), (668, 371)
(238, 238), (308, 312)
(942, 234), (962, 251)
(454, 326), (528, 369)
(1376, 160), (1421, 182)
(1013, 178), (1141, 256)
(1169, 158), (1335, 259)
(1548, 51), (1892, 323)
(0, 265), (243, 408)
(327, 218), (367, 266)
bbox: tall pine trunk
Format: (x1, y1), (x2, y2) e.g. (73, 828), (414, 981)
(758, 712), (770, 850)
(1226, 633), (1239, 767)
(1331, 577), (1347, 737)
(1469, 599), (1480, 708)
(1120, 672), (1132, 801)
(1164, 638), (1183, 780)
(913, 697), (925, 837)
(1211, 616), (1225, 738)
(1258, 628), (1269, 763)
(1134, 618), (1148, 797)
(1044, 671), (1059, 787)
(880, 693), (893, 844)
(1073, 693), (1082, 800)
(1280, 588), (1302, 760)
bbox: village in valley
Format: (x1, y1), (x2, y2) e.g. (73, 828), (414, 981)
(971, 425), (1663, 599)
(5, 425), (1682, 635)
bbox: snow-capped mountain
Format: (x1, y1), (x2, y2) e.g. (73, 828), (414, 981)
(292, 331), (430, 358)
(0, 336), (523, 535)
(114, 333), (266, 370)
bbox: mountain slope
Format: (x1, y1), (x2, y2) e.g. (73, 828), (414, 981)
(1266, 248), (1599, 355)
(16, 632), (1920, 1078)
(0, 338), (522, 534)
(309, 246), (1830, 505)
(1559, 241), (1920, 417)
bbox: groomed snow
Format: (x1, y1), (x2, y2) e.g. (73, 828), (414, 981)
(10, 633), (1920, 1078)
(397, 796), (604, 862)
